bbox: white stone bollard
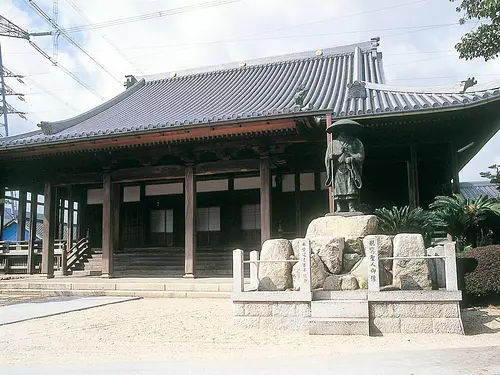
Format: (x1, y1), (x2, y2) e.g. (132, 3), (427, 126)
(233, 249), (244, 293)
(366, 237), (380, 291)
(444, 242), (458, 291)
(249, 250), (259, 290)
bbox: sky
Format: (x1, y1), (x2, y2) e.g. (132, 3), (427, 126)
(1, 0), (499, 181)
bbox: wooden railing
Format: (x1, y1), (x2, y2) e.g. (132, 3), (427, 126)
(0, 239), (86, 274)
(67, 237), (91, 271)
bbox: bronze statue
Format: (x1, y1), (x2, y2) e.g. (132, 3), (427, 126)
(325, 119), (365, 213)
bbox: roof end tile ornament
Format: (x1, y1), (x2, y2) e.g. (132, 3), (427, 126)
(38, 121), (53, 135)
(292, 84), (314, 112)
(461, 77), (477, 93)
(347, 81), (367, 99)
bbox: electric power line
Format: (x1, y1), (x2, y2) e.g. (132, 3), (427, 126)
(64, 0), (145, 74)
(28, 40), (106, 100)
(24, 0), (124, 85)
(51, 0), (243, 33)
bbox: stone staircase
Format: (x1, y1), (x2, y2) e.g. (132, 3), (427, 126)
(71, 252), (102, 276)
(309, 299), (369, 335)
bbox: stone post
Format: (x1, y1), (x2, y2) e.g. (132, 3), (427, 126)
(444, 241), (458, 291)
(233, 249), (244, 293)
(249, 250), (259, 290)
(297, 239), (311, 293)
(367, 237), (380, 291)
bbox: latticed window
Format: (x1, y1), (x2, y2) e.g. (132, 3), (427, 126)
(241, 204), (260, 230)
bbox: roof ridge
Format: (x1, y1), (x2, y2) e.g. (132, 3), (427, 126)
(364, 80), (500, 94)
(139, 38), (381, 82)
(39, 79), (146, 134)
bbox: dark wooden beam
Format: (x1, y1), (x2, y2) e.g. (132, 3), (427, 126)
(450, 142), (460, 194)
(195, 159), (260, 175)
(184, 165), (196, 278)
(295, 171), (301, 237)
(101, 172), (114, 277)
(27, 190), (38, 275)
(53, 173), (103, 186)
(407, 145), (420, 209)
(113, 183), (121, 253)
(111, 165), (185, 183)
(16, 190), (27, 241)
(260, 157), (271, 243)
(0, 119), (297, 159)
(41, 182), (55, 278)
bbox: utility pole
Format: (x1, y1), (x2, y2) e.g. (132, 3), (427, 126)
(0, 41), (8, 136)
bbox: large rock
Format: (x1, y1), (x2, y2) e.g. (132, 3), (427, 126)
(427, 245), (446, 289)
(345, 237), (364, 256)
(310, 236), (344, 274)
(291, 238), (302, 259)
(393, 234), (432, 290)
(343, 253), (361, 272)
(341, 275), (359, 290)
(292, 254), (329, 290)
(350, 256), (392, 287)
(323, 275), (342, 291)
(305, 215), (378, 238)
(363, 235), (393, 285)
(258, 239), (293, 291)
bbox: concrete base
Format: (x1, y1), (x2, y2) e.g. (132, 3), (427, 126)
(309, 317), (369, 335)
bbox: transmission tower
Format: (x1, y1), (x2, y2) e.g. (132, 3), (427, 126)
(0, 14), (51, 137)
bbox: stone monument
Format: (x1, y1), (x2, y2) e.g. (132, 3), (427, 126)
(324, 119), (365, 214)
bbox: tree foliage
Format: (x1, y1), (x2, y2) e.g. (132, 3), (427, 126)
(450, 0), (500, 61)
(480, 164), (500, 190)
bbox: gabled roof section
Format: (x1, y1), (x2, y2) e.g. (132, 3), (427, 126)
(0, 39), (383, 149)
(2, 37), (500, 150)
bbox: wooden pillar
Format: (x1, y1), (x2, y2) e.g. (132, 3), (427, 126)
(326, 113), (334, 213)
(450, 142), (460, 194)
(101, 172), (114, 278)
(17, 190), (27, 241)
(184, 165), (196, 278)
(63, 186), (73, 276)
(41, 182), (56, 278)
(113, 183), (121, 253)
(27, 190), (38, 275)
(407, 145), (419, 209)
(77, 191), (88, 240)
(260, 156), (271, 243)
(295, 171), (301, 237)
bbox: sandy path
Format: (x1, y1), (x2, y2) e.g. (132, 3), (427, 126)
(0, 298), (499, 366)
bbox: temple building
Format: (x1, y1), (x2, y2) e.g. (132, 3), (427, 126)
(1, 38), (499, 277)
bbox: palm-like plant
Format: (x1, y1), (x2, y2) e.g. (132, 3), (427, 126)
(429, 194), (500, 249)
(374, 206), (435, 245)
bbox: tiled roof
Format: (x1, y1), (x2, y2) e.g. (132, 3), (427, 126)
(1, 38), (500, 150)
(460, 181), (500, 200)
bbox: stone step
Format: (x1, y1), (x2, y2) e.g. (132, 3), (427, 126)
(309, 317), (369, 335)
(311, 300), (369, 319)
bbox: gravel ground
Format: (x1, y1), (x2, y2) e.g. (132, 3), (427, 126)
(0, 298), (499, 366)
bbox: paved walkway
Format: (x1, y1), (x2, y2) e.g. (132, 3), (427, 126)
(3, 346), (499, 374)
(0, 296), (139, 325)
(0, 276), (238, 297)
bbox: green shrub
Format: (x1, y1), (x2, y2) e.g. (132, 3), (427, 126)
(374, 206), (435, 245)
(429, 194), (500, 249)
(464, 245), (500, 304)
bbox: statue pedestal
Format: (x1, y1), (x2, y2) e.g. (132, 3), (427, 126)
(325, 212), (364, 218)
(306, 214), (378, 238)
